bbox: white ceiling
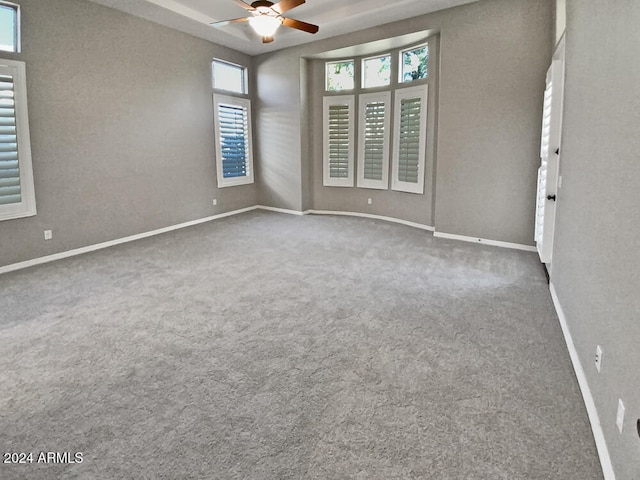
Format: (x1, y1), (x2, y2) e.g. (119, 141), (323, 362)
(87, 0), (478, 55)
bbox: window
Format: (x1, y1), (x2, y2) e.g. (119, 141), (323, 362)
(322, 40), (432, 194)
(392, 85), (428, 194)
(357, 92), (390, 190)
(212, 59), (247, 94)
(325, 60), (354, 92)
(0, 2), (19, 53)
(400, 44), (428, 83)
(212, 59), (253, 188)
(0, 59), (36, 221)
(323, 95), (354, 187)
(362, 55), (391, 89)
(213, 94), (254, 188)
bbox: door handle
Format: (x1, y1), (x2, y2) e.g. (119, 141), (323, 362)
(547, 195), (556, 201)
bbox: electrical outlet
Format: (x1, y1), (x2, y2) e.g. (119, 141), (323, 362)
(43, 230), (52, 240)
(595, 345), (603, 372)
(212, 199), (217, 206)
(367, 198), (372, 205)
(616, 399), (625, 433)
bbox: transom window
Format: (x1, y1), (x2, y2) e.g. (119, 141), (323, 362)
(326, 60), (355, 92)
(212, 59), (247, 94)
(0, 1), (19, 53)
(362, 55), (391, 89)
(400, 44), (428, 83)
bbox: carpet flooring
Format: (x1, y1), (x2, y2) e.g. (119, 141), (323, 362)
(0, 211), (602, 479)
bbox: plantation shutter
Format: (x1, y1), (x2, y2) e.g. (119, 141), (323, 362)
(0, 72), (20, 206)
(397, 97), (421, 183)
(534, 52), (564, 264)
(218, 103), (249, 179)
(535, 76), (553, 245)
(0, 60), (36, 221)
(213, 94), (254, 188)
(363, 102), (385, 180)
(392, 85), (427, 194)
(328, 105), (350, 178)
(323, 95), (354, 187)
(357, 92), (390, 190)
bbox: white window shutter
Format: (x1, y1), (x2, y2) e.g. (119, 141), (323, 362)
(213, 94), (254, 188)
(0, 73), (20, 205)
(0, 60), (36, 221)
(535, 51), (564, 264)
(218, 104), (249, 178)
(357, 92), (390, 190)
(392, 85), (427, 194)
(535, 72), (553, 246)
(323, 95), (354, 187)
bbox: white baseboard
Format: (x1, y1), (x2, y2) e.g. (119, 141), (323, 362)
(256, 205), (307, 216)
(307, 209), (434, 232)
(549, 283), (616, 480)
(0, 206), (259, 275)
(433, 231), (537, 252)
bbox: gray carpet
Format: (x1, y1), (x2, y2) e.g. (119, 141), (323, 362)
(0, 211), (602, 479)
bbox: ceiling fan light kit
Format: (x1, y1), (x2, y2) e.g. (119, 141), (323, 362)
(248, 15), (282, 37)
(211, 0), (319, 44)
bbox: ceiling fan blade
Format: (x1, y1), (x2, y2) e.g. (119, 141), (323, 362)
(262, 36), (274, 43)
(281, 17), (319, 34)
(233, 0), (255, 11)
(271, 0), (305, 14)
(210, 17), (249, 27)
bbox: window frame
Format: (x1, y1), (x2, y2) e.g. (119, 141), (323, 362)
(391, 84), (428, 194)
(0, 1), (20, 54)
(212, 59), (248, 95)
(213, 93), (254, 188)
(323, 95), (355, 187)
(0, 59), (36, 221)
(357, 91), (391, 190)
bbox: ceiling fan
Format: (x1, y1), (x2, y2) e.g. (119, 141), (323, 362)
(210, 0), (319, 44)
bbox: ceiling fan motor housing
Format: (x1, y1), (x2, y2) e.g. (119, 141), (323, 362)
(251, 1), (275, 9)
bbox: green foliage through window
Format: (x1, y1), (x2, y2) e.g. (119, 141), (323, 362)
(363, 55), (391, 89)
(401, 45), (428, 83)
(326, 60), (355, 91)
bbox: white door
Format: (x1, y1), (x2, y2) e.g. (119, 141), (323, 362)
(535, 39), (565, 264)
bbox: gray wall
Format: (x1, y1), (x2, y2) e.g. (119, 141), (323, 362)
(252, 52), (304, 211)
(254, 0), (553, 244)
(551, 1), (640, 478)
(433, 0), (552, 244)
(0, 0), (257, 267)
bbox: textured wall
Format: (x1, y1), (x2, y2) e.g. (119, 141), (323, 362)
(0, 0), (257, 267)
(254, 0), (553, 244)
(433, 0), (552, 244)
(252, 53), (304, 211)
(551, 1), (640, 478)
